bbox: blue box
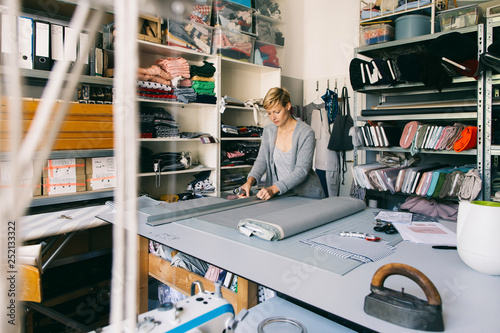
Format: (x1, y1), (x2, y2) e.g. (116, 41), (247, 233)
(229, 0), (251, 7)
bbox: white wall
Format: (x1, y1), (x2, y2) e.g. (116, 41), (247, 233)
(281, 0), (360, 197)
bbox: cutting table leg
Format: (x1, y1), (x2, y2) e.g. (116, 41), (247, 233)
(137, 236), (149, 314)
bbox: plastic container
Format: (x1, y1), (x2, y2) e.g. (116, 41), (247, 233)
(395, 14), (431, 40)
(163, 19), (213, 54)
(212, 27), (255, 62)
(186, 0), (213, 25)
(360, 23), (394, 46)
(254, 13), (285, 46)
(254, 41), (283, 68)
(254, 0), (284, 20)
(212, 0), (254, 34)
(438, 4), (478, 31)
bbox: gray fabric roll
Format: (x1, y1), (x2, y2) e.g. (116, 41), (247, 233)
(237, 196), (366, 241)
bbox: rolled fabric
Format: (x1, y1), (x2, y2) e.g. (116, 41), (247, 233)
(459, 169), (482, 201)
(237, 196), (366, 241)
(435, 126), (454, 150)
(453, 126), (477, 152)
(400, 121), (421, 148)
(445, 123), (467, 150)
(448, 170), (466, 198)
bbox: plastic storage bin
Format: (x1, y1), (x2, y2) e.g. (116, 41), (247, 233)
(186, 0), (213, 25)
(163, 19), (213, 54)
(395, 14), (431, 40)
(360, 23), (394, 46)
(254, 0), (283, 20)
(212, 27), (255, 62)
(438, 5), (478, 31)
(254, 14), (285, 46)
(212, 0), (254, 34)
(254, 41), (283, 68)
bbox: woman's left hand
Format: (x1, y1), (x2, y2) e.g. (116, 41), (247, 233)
(256, 186), (279, 201)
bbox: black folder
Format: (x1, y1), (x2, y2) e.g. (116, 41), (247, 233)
(34, 20), (51, 70)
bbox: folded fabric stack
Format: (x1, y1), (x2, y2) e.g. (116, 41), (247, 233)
(139, 105), (180, 138)
(164, 20), (212, 54)
(173, 87), (197, 103)
(137, 65), (176, 101)
(190, 60), (217, 104)
(352, 162), (481, 201)
(254, 44), (280, 68)
(156, 57), (191, 81)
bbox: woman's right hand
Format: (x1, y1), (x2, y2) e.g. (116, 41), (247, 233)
(238, 179), (254, 198)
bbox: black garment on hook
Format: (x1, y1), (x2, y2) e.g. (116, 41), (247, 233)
(328, 86), (353, 184)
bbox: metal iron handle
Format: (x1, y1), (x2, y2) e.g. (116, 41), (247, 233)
(370, 263), (442, 306)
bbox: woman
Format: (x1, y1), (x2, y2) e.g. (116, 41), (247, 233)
(239, 87), (324, 200)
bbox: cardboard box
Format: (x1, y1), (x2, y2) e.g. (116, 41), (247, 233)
(42, 174), (86, 195)
(85, 157), (115, 175)
(0, 178), (41, 197)
(86, 172), (116, 191)
(43, 158), (85, 178)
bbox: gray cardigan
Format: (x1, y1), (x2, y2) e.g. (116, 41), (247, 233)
(248, 120), (325, 199)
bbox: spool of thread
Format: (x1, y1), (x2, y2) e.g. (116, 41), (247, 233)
(368, 199), (378, 208)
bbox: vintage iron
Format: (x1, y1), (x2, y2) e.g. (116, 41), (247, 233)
(364, 263), (444, 332)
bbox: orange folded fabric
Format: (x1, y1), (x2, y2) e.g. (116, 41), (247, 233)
(453, 126), (477, 152)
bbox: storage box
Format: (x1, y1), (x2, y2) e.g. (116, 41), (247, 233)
(86, 172), (116, 191)
(85, 157), (115, 175)
(138, 14), (162, 44)
(254, 13), (285, 46)
(360, 23), (394, 46)
(438, 5), (478, 31)
(43, 158), (86, 178)
(42, 174), (86, 195)
(0, 179), (41, 197)
(103, 14), (162, 48)
(254, 41), (283, 68)
(187, 0), (213, 25)
(163, 19), (213, 54)
(0, 161), (40, 196)
(212, 27), (255, 62)
(212, 0), (254, 34)
(254, 0), (283, 20)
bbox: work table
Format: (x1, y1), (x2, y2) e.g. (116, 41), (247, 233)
(137, 206), (500, 333)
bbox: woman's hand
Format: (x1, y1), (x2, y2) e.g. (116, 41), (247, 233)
(238, 178), (255, 198)
(256, 185), (279, 201)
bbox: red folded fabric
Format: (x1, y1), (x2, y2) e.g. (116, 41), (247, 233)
(400, 121), (421, 148)
(455, 59), (479, 79)
(453, 126), (477, 152)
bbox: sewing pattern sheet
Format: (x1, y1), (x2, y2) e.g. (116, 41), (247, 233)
(394, 222), (457, 245)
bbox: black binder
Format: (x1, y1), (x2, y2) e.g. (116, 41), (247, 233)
(34, 20), (51, 70)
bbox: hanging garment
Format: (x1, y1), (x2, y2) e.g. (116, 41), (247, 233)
(311, 107), (340, 197)
(321, 88), (338, 124)
(328, 86), (354, 185)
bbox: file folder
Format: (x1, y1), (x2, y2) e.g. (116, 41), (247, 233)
(90, 31), (103, 76)
(34, 20), (51, 70)
(1, 11), (16, 65)
(79, 31), (89, 75)
(64, 26), (77, 66)
(18, 16), (33, 69)
(50, 23), (64, 65)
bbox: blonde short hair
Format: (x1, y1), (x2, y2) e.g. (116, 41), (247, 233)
(263, 87), (291, 110)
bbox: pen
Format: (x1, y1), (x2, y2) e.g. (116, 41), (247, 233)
(432, 245), (457, 250)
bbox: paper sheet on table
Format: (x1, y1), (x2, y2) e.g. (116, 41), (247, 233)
(393, 222), (457, 246)
(375, 211), (413, 224)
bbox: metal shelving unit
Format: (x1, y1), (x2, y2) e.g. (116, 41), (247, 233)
(353, 23), (485, 204)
